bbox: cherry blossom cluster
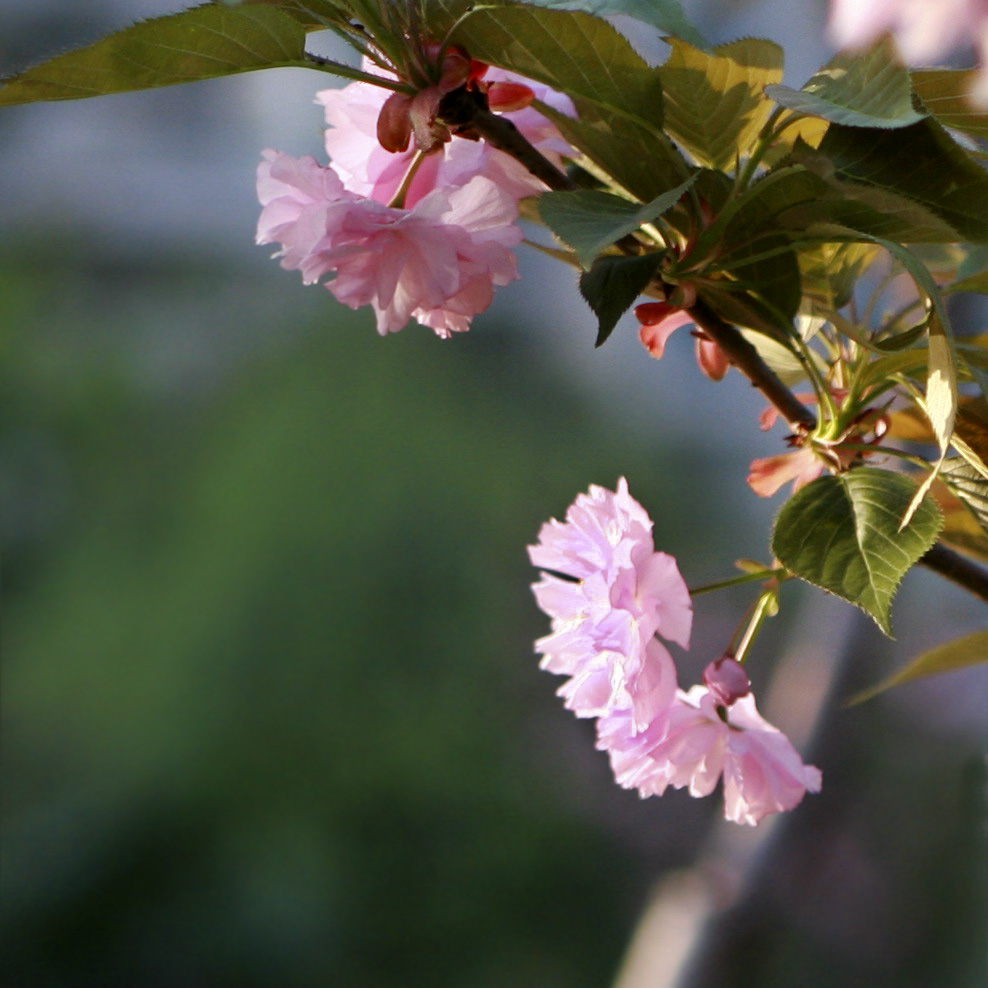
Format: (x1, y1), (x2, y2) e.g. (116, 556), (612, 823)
(256, 56), (574, 336)
(529, 479), (821, 825)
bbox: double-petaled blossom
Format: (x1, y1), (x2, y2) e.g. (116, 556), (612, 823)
(829, 0), (988, 105)
(259, 56), (574, 334)
(528, 479), (692, 733)
(597, 658), (822, 826)
(530, 483), (821, 825)
(256, 150), (520, 336)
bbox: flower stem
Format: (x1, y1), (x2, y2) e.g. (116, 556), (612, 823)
(689, 568), (783, 596)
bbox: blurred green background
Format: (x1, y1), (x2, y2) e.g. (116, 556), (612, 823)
(2, 3), (986, 986)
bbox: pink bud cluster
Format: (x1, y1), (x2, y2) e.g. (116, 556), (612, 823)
(256, 58), (574, 336)
(529, 479), (821, 825)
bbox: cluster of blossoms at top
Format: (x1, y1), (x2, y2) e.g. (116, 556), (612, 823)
(256, 47), (574, 337)
(529, 479), (821, 825)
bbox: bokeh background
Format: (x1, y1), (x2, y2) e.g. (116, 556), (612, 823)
(2, 2), (986, 986)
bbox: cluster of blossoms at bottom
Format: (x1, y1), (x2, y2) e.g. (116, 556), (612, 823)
(529, 479), (821, 825)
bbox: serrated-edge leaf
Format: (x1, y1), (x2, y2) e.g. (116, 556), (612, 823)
(847, 630), (988, 704)
(911, 68), (988, 140)
(771, 467), (944, 635)
(538, 175), (696, 268)
(941, 458), (988, 535)
(579, 251), (665, 346)
(765, 38), (924, 129)
(438, 3), (664, 131)
(541, 97), (691, 201)
(0, 5), (310, 105)
(816, 119), (988, 245)
(658, 37), (783, 170)
(520, 0), (707, 49)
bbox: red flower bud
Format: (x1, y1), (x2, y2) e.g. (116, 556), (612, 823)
(376, 91), (413, 153)
(703, 656), (751, 707)
(634, 301), (676, 325)
(486, 81), (536, 112)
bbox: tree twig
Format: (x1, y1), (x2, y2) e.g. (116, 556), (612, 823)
(919, 543), (988, 602)
(686, 300), (818, 431)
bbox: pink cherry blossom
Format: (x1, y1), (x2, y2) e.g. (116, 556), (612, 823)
(635, 303), (730, 381)
(528, 479), (692, 731)
(256, 150), (520, 336)
(598, 680), (822, 826)
(747, 448), (823, 497)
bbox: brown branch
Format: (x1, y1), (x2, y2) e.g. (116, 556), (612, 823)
(919, 544), (988, 602)
(686, 299), (818, 431)
(438, 87), (576, 192)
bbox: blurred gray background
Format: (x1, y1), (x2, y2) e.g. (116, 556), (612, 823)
(2, 2), (985, 985)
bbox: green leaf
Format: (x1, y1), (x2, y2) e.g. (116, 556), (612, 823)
(911, 68), (988, 141)
(438, 3), (664, 130)
(520, 0), (707, 49)
(816, 119), (988, 244)
(765, 37), (924, 129)
(847, 630), (988, 704)
(658, 38), (784, 170)
(927, 314), (958, 455)
(941, 458), (988, 536)
(579, 251), (666, 346)
(542, 97), (691, 201)
(537, 175), (697, 268)
(0, 4), (313, 106)
(772, 467), (944, 635)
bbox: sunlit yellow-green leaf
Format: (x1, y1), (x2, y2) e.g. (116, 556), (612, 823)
(847, 630), (988, 704)
(659, 38), (783, 170)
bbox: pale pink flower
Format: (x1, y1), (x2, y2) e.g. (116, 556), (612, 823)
(829, 0), (988, 105)
(318, 63), (575, 207)
(529, 479), (692, 731)
(598, 675), (822, 826)
(747, 448), (823, 497)
(256, 150), (520, 336)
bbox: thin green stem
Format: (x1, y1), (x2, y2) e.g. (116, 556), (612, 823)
(731, 590), (778, 665)
(689, 568), (783, 596)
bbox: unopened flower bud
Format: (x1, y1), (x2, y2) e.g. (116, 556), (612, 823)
(635, 301), (677, 325)
(376, 91), (414, 153)
(487, 81), (536, 112)
(703, 656), (751, 707)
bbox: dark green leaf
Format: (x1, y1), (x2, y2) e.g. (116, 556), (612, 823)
(659, 38), (784, 170)
(772, 467), (944, 635)
(538, 175), (697, 268)
(542, 97), (691, 201)
(0, 4), (311, 106)
(766, 37), (924, 129)
(579, 252), (666, 346)
(816, 119), (988, 244)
